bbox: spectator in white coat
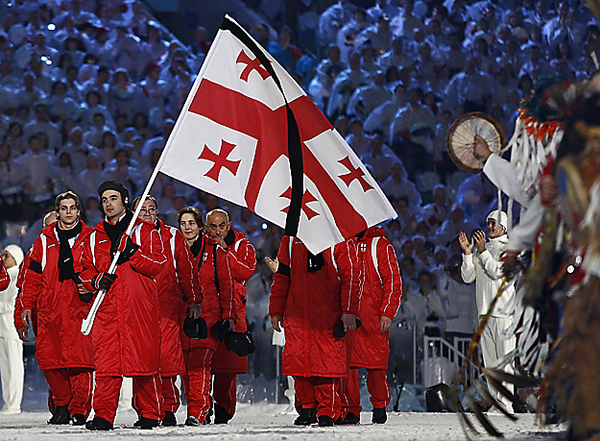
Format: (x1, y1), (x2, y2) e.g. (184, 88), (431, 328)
(459, 210), (516, 413)
(0, 244), (25, 414)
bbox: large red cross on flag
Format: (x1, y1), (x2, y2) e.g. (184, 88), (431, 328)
(157, 15), (396, 254)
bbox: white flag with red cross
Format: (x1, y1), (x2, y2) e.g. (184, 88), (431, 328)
(158, 15), (396, 254)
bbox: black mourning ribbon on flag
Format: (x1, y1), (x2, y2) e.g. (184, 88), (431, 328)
(220, 16), (304, 239)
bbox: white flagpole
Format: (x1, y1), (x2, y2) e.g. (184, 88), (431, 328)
(81, 26), (228, 335)
(80, 166), (161, 335)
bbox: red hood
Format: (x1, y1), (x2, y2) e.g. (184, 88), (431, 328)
(358, 226), (385, 241)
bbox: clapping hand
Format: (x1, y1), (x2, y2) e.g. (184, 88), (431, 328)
(473, 230), (487, 253)
(458, 232), (474, 255)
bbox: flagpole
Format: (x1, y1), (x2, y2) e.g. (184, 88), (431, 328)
(80, 29), (229, 335)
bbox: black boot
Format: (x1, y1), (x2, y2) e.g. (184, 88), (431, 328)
(48, 404), (70, 425)
(70, 413), (86, 426)
(318, 415), (334, 426)
(342, 412), (360, 425)
(214, 404), (232, 424)
(372, 408), (387, 424)
(294, 408), (317, 426)
(162, 411), (177, 427)
(85, 416), (113, 431)
(138, 417), (160, 429)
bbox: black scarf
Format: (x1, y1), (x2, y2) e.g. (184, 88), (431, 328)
(224, 229), (236, 247)
(104, 211), (135, 265)
(57, 221), (82, 282)
(307, 251), (324, 273)
(190, 234), (205, 259)
(103, 210), (133, 248)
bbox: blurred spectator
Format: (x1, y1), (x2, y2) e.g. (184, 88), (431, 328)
(318, 0), (356, 47)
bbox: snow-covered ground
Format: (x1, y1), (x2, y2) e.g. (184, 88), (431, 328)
(0, 405), (564, 441)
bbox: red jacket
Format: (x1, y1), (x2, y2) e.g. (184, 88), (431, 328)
(156, 220), (202, 376)
(212, 229), (256, 374)
(181, 234), (235, 352)
(270, 236), (360, 378)
(14, 249), (33, 334)
(0, 257), (9, 291)
(19, 221), (95, 370)
(78, 217), (166, 376)
(348, 227), (402, 369)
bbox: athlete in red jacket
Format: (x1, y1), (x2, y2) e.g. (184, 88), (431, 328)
(78, 181), (166, 430)
(132, 195), (201, 427)
(0, 255), (9, 291)
(344, 227), (402, 424)
(270, 236), (360, 426)
(178, 207), (235, 426)
(205, 209), (256, 424)
(15, 211), (58, 343)
(20, 191), (95, 425)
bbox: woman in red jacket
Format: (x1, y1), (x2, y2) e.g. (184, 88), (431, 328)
(345, 226), (402, 425)
(20, 191), (95, 425)
(78, 181), (166, 430)
(270, 236), (360, 426)
(178, 206), (235, 426)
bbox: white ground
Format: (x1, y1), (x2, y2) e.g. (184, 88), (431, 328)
(0, 404), (565, 441)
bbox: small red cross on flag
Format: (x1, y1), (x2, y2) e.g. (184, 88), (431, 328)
(198, 140), (241, 182)
(338, 156), (373, 192)
(280, 187), (319, 220)
(236, 50), (270, 82)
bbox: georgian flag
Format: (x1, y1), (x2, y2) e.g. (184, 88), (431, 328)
(158, 15), (396, 254)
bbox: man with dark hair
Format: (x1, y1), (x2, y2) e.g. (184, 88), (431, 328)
(205, 208), (256, 424)
(132, 195), (201, 427)
(20, 191), (95, 425)
(78, 181), (166, 430)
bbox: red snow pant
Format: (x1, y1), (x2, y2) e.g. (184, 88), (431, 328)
(161, 375), (181, 413)
(182, 347), (213, 422)
(94, 375), (162, 424)
(346, 367), (390, 415)
(43, 368), (94, 417)
(212, 373), (236, 417)
(294, 376), (342, 419)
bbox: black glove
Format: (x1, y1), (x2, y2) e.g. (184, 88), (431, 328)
(211, 320), (232, 341)
(112, 234), (139, 265)
(92, 273), (117, 291)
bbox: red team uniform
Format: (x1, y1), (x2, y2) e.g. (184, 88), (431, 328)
(182, 233), (235, 424)
(79, 214), (166, 425)
(19, 220), (95, 421)
(270, 236), (360, 423)
(151, 219), (201, 418)
(346, 227), (402, 421)
(211, 229), (256, 422)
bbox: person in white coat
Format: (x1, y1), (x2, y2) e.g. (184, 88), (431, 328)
(459, 210), (516, 413)
(0, 244), (25, 414)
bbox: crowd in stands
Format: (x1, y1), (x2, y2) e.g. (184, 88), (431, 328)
(0, 0), (596, 384)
